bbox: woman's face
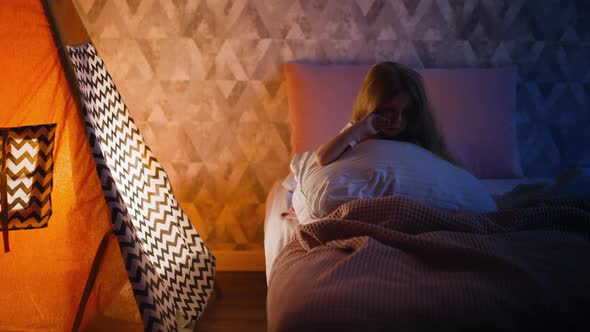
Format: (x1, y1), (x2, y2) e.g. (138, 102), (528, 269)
(372, 92), (411, 137)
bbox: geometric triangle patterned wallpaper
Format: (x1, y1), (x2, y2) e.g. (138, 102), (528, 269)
(74, 0), (589, 251)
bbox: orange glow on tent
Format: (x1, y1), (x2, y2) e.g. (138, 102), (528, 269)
(0, 1), (141, 330)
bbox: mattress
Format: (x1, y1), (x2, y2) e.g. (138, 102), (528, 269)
(263, 177), (553, 282)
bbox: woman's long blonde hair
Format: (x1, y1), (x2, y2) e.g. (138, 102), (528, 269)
(351, 61), (455, 164)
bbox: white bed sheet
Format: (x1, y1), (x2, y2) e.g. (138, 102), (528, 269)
(264, 180), (297, 282)
(264, 177), (553, 282)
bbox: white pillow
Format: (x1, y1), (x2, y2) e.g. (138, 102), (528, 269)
(291, 140), (497, 224)
(281, 172), (297, 193)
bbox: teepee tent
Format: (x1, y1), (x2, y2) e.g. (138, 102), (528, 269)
(0, 1), (215, 331)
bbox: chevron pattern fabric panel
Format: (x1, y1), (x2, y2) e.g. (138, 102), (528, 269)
(0, 124), (55, 231)
(67, 42), (215, 331)
(74, 0), (590, 252)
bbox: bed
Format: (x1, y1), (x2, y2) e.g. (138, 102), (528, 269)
(264, 176), (555, 280)
(265, 63), (590, 331)
(266, 191), (590, 332)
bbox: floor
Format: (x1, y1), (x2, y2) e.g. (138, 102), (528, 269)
(191, 272), (268, 332)
(85, 271), (268, 332)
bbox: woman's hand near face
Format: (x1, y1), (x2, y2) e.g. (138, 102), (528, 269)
(315, 106), (407, 166)
(358, 111), (399, 137)
(363, 112), (390, 135)
(358, 113), (381, 137)
(315, 115), (378, 166)
(371, 107), (407, 137)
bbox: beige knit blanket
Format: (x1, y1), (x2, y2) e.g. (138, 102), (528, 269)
(268, 195), (590, 332)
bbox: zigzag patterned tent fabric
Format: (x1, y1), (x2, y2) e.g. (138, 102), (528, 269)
(67, 42), (215, 332)
(0, 124), (56, 252)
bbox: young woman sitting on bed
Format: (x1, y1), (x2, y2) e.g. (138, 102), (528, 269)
(315, 61), (455, 166)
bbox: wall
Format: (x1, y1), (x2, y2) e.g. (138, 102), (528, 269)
(74, 0), (589, 267)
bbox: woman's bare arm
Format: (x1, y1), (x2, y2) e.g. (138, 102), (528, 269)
(315, 116), (378, 166)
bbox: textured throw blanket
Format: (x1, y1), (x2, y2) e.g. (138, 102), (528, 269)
(267, 196), (590, 332)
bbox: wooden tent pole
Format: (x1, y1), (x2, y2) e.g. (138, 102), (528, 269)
(71, 230), (115, 332)
(43, 0), (90, 46)
(41, 0), (89, 115)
